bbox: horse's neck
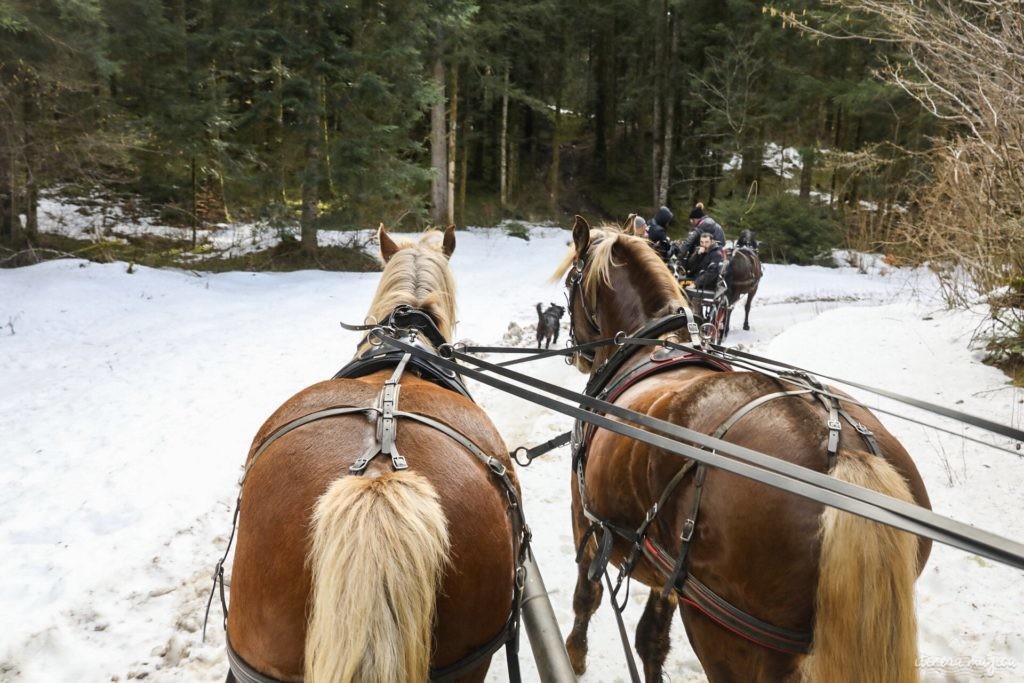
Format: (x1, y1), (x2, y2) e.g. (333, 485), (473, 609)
(592, 270), (683, 365)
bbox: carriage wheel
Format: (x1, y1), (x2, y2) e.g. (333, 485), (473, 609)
(711, 303), (728, 343)
(718, 305), (731, 342)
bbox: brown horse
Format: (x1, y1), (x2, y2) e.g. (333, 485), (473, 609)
(724, 230), (762, 332)
(225, 226), (523, 682)
(557, 216), (931, 682)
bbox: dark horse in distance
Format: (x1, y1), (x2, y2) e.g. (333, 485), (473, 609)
(556, 216), (931, 683)
(723, 229), (762, 332)
(226, 226), (524, 682)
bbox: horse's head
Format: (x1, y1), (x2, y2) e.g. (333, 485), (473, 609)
(737, 229), (757, 249)
(556, 215), (689, 372)
(364, 225), (457, 352)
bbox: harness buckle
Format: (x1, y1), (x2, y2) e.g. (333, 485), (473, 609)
(571, 260), (585, 284)
(852, 421), (873, 436)
(486, 456), (507, 477)
(391, 453), (408, 470)
(349, 456), (370, 474)
(680, 518), (696, 543)
(827, 418), (842, 432)
(515, 565), (527, 591)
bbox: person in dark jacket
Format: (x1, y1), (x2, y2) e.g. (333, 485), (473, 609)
(684, 232), (725, 316)
(674, 202), (725, 262)
(687, 232), (724, 290)
(646, 206), (674, 261)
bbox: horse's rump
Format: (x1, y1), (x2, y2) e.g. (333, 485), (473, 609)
(228, 371), (519, 680)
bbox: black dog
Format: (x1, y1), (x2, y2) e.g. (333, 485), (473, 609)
(536, 302), (566, 349)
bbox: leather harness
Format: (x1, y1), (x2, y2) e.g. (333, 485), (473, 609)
(563, 241), (881, 657)
(571, 323), (888, 656)
(212, 308), (530, 683)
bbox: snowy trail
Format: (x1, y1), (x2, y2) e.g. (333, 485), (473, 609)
(1, 227), (1021, 682)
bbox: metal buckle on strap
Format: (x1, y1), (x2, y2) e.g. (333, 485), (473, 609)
(486, 456), (507, 477)
(827, 418), (841, 432)
(680, 518), (696, 543)
(645, 503), (659, 523)
(852, 420), (873, 435)
(349, 455), (371, 474)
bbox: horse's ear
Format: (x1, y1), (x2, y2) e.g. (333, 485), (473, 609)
(442, 224), (456, 259)
(623, 213), (637, 234)
(379, 223), (400, 262)
(572, 215), (591, 256)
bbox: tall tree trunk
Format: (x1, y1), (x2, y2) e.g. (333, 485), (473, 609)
(458, 106), (469, 226)
(301, 47), (323, 255)
(21, 88), (37, 240)
(204, 59), (232, 223)
(274, 0), (287, 204)
(657, 7), (678, 208)
(499, 67), (509, 213)
(799, 147), (815, 200)
(447, 65), (458, 225)
(651, 0), (667, 207)
(829, 104), (842, 209)
(273, 54), (287, 204)
(594, 32), (610, 183)
(0, 124), (11, 242)
(549, 104), (561, 214)
(320, 74), (334, 199)
(430, 55), (448, 226)
(509, 110), (519, 201)
(740, 135), (763, 194)
(191, 156), (198, 248)
(25, 181), (37, 238)
(0, 93), (15, 242)
(7, 89), (23, 245)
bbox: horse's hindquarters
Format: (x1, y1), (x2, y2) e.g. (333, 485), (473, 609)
(228, 375), (518, 682)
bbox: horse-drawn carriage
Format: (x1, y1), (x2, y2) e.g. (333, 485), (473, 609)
(207, 218), (1024, 683)
(664, 225), (762, 344)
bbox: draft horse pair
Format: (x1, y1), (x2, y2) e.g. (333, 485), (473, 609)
(559, 216), (931, 682)
(224, 219), (932, 683)
(226, 227), (526, 682)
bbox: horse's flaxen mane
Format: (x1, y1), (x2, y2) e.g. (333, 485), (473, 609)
(367, 231), (456, 343)
(554, 226), (687, 317)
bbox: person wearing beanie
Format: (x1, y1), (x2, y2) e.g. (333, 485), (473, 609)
(633, 215), (648, 237)
(674, 202), (725, 263)
(645, 206), (674, 261)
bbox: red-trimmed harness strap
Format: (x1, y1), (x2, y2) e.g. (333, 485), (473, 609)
(641, 538), (812, 655)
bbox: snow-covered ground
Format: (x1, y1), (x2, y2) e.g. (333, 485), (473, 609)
(1, 220), (1022, 682)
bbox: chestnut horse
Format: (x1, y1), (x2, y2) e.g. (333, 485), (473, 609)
(225, 226), (523, 682)
(557, 217), (931, 682)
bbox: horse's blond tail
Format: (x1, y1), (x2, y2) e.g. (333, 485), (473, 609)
(802, 452), (920, 683)
(305, 470), (450, 683)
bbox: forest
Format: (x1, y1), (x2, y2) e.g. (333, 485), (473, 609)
(1, 1), (1022, 369)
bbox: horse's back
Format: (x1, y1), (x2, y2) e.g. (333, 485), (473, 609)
(229, 371), (518, 679)
(586, 366), (930, 626)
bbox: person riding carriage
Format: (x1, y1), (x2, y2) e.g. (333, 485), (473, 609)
(683, 232), (725, 321)
(673, 202), (725, 264)
(645, 206), (674, 262)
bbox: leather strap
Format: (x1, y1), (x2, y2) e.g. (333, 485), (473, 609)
(380, 335), (1024, 569)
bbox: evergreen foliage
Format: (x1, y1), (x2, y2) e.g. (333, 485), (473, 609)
(0, 0), (980, 264)
(715, 194), (839, 265)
